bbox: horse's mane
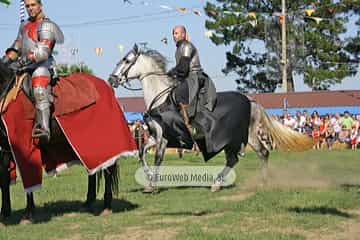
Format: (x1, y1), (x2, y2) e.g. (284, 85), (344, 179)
(141, 49), (167, 72)
(0, 62), (13, 82)
(0, 62), (15, 100)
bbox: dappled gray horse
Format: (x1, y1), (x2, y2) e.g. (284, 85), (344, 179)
(109, 45), (313, 192)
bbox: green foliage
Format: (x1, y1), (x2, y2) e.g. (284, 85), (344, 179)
(204, 0), (359, 92)
(0, 0), (10, 6)
(56, 63), (93, 76)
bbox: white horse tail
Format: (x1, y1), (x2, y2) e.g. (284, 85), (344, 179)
(257, 103), (314, 151)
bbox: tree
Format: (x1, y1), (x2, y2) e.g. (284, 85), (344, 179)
(0, 0), (11, 7)
(56, 63), (93, 76)
(204, 0), (359, 92)
(344, 0), (360, 62)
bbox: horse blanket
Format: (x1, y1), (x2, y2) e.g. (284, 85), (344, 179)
(1, 73), (137, 192)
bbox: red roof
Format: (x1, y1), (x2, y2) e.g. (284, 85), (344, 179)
(247, 90), (360, 108)
(117, 97), (146, 112)
(118, 90), (360, 112)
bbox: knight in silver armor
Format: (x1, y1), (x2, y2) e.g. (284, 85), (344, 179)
(1, 0), (64, 143)
(167, 25), (216, 135)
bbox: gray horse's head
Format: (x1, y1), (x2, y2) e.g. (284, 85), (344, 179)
(108, 44), (167, 88)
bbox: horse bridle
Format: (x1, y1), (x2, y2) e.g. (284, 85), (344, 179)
(112, 50), (176, 111)
(113, 51), (169, 92)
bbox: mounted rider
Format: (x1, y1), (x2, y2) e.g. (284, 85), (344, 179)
(1, 0), (64, 142)
(167, 25), (216, 135)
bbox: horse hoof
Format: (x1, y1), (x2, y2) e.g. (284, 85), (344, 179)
(143, 186), (155, 193)
(19, 218), (33, 225)
(211, 183), (221, 192)
(99, 208), (112, 216)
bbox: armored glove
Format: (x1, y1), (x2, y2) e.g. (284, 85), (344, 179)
(8, 56), (32, 72)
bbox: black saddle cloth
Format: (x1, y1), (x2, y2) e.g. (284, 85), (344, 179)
(146, 91), (251, 161)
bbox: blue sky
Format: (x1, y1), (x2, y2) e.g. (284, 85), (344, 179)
(0, 0), (359, 97)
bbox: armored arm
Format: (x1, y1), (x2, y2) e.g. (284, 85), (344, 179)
(168, 57), (191, 79)
(167, 42), (193, 79)
(26, 19), (64, 63)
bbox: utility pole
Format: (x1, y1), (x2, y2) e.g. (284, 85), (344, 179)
(281, 0), (288, 92)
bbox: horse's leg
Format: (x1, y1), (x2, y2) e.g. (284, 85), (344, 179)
(140, 136), (156, 176)
(0, 180), (11, 219)
(0, 154), (11, 219)
(142, 120), (163, 193)
(248, 130), (270, 186)
(101, 163), (118, 215)
(248, 103), (270, 185)
(82, 174), (96, 211)
(20, 192), (35, 224)
(211, 148), (240, 192)
(145, 138), (168, 193)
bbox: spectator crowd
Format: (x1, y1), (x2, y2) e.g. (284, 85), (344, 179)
(276, 110), (360, 150)
(127, 110), (360, 153)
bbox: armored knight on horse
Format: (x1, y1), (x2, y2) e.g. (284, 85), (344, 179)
(2, 0), (63, 142)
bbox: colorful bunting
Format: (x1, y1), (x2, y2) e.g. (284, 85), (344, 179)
(193, 9), (202, 16)
(278, 15), (285, 24)
(247, 12), (257, 27)
(304, 9), (315, 16)
(161, 37), (168, 45)
(309, 16), (323, 24)
(95, 47), (103, 56)
(247, 12), (257, 19)
(70, 48), (79, 55)
(117, 44), (124, 53)
(207, 9), (218, 16)
(204, 31), (214, 38)
(175, 6), (187, 13)
(160, 5), (172, 10)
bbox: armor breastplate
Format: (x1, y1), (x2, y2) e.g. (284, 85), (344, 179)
(175, 41), (202, 72)
(20, 20), (40, 57)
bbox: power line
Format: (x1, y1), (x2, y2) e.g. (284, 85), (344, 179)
(0, 3), (203, 29)
(60, 10), (175, 28)
(0, 13), (187, 30)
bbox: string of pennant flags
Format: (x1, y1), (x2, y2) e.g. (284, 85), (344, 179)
(0, 0), (346, 26)
(221, 9), (336, 25)
(0, 0), (340, 33)
(1, 1), (348, 58)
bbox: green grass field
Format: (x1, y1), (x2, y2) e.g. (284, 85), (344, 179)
(0, 150), (359, 240)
